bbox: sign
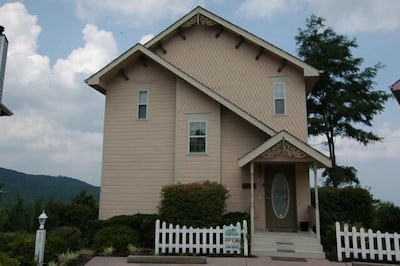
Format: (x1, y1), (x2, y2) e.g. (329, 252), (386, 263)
(223, 225), (241, 252)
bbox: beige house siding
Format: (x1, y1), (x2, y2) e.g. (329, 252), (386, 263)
(153, 25), (308, 141)
(220, 107), (268, 213)
(174, 78), (221, 184)
(99, 61), (176, 219)
(295, 164), (311, 223)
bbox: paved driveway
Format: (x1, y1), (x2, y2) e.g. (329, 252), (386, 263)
(85, 256), (350, 266)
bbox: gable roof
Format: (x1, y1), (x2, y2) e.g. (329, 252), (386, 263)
(238, 130), (332, 168)
(0, 102), (13, 116)
(86, 44), (276, 136)
(390, 79), (400, 104)
(144, 6), (320, 91)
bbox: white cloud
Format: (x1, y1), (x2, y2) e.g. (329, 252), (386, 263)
(0, 2), (117, 185)
(307, 0), (400, 34)
(54, 24), (117, 89)
(237, 0), (301, 18)
(74, 0), (203, 27)
(236, 0), (400, 34)
(139, 34), (155, 44)
(309, 122), (400, 162)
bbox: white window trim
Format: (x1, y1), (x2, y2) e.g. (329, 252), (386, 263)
(188, 120), (208, 154)
(273, 82), (286, 116)
(137, 88), (149, 120)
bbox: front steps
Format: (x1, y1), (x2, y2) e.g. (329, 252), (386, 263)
(251, 230), (325, 259)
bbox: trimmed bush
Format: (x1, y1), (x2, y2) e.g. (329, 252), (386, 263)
(159, 181), (229, 228)
(312, 186), (374, 260)
(93, 225), (139, 254)
(6, 233), (36, 265)
(104, 213), (160, 248)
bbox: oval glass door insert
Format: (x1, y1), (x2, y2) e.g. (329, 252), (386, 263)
(271, 173), (290, 219)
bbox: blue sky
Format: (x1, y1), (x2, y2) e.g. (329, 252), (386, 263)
(0, 0), (399, 205)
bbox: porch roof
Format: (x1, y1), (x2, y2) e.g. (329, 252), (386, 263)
(238, 130), (332, 168)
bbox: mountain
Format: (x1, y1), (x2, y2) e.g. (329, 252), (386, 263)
(0, 167), (100, 206)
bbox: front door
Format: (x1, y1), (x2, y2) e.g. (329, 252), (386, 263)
(265, 165), (296, 229)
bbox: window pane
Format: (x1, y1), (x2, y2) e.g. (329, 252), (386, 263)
(190, 137), (206, 153)
(275, 99), (285, 115)
(190, 122), (205, 136)
(139, 90), (148, 104)
(274, 84), (284, 98)
(138, 104), (147, 119)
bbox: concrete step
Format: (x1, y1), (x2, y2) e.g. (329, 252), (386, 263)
(251, 231), (325, 259)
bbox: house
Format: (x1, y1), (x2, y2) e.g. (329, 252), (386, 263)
(86, 7), (331, 258)
(0, 26), (13, 116)
(390, 79), (400, 104)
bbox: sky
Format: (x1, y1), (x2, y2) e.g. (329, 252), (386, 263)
(0, 0), (399, 205)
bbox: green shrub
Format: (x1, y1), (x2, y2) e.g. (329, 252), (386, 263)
(54, 226), (83, 250)
(221, 212), (249, 226)
(159, 181), (229, 228)
(45, 231), (68, 262)
(0, 252), (20, 266)
(104, 213), (160, 248)
(6, 234), (36, 265)
(93, 225), (139, 254)
(373, 201), (400, 233)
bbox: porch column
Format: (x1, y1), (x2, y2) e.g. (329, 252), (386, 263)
(250, 161), (255, 237)
(313, 162), (321, 241)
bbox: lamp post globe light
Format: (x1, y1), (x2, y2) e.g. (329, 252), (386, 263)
(38, 210), (48, 229)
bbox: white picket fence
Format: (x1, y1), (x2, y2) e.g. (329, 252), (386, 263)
(154, 219), (248, 256)
(336, 222), (400, 262)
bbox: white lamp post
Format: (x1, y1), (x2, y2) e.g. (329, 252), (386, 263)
(34, 210), (48, 266)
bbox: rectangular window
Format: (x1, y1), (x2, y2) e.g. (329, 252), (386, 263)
(188, 121), (207, 154)
(137, 89), (148, 120)
(273, 82), (286, 115)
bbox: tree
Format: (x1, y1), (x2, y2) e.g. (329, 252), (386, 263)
(295, 15), (390, 187)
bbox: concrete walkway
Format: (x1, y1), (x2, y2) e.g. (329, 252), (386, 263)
(85, 256), (350, 266)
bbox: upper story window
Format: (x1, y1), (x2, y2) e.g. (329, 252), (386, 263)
(188, 121), (207, 154)
(137, 85), (149, 120)
(273, 82), (286, 115)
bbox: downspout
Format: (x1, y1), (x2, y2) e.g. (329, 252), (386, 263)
(250, 161), (255, 237)
(313, 162), (321, 241)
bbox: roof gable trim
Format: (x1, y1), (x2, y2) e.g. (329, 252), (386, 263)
(238, 130), (331, 168)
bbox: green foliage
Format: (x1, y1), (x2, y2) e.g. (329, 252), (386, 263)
(46, 190), (98, 234)
(46, 231), (69, 262)
(313, 186), (374, 259)
(221, 212), (249, 226)
(93, 225), (139, 254)
(159, 181), (229, 228)
(54, 226), (83, 250)
(5, 234), (36, 265)
(373, 201), (400, 233)
(0, 252), (20, 266)
(322, 165), (359, 188)
(296, 15), (390, 187)
(104, 213), (160, 248)
(2, 195), (32, 232)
